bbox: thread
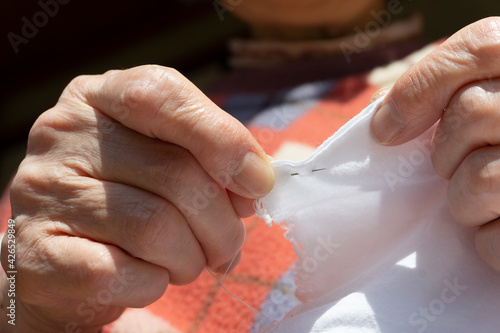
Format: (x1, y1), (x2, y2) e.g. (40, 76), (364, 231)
(206, 219), (272, 332)
(291, 167), (327, 176)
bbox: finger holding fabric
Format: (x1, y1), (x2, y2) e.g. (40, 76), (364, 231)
(434, 80), (500, 226)
(0, 65), (274, 332)
(437, 80), (500, 271)
(369, 17), (500, 272)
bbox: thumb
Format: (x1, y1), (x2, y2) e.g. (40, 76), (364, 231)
(370, 17), (500, 145)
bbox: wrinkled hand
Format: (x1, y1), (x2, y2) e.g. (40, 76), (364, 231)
(0, 65), (274, 332)
(370, 17), (500, 272)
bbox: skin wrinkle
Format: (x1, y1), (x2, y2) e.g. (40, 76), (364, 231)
(126, 74), (168, 138)
(82, 181), (181, 270)
(449, 150), (498, 227)
(164, 97), (252, 187)
(7, 59), (276, 328)
(154, 94), (213, 152)
(49, 93), (242, 280)
(469, 18), (500, 66)
(160, 149), (202, 199)
(17, 239), (60, 304)
(477, 223), (500, 271)
(460, 21), (500, 78)
(392, 68), (434, 131)
(208, 117), (249, 177)
(72, 181), (199, 285)
(440, 37), (475, 73)
(77, 244), (124, 298)
(164, 97), (208, 141)
(26, 113), (65, 156)
(476, 153), (495, 198)
(435, 83), (500, 179)
(159, 150), (188, 194)
(61, 75), (94, 106)
(10, 5), (500, 328)
(147, 69), (194, 139)
(124, 199), (165, 247)
(130, 207), (190, 271)
(13, 224), (50, 273)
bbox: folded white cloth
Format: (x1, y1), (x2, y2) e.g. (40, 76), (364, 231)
(256, 98), (500, 332)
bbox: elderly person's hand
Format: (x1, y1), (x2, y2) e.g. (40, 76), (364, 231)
(371, 17), (500, 272)
(0, 65), (274, 332)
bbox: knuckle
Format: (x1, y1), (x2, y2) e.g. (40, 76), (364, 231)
(460, 151), (497, 197)
(11, 162), (47, 203)
(27, 110), (63, 152)
(10, 164), (35, 197)
(452, 82), (500, 127)
(159, 146), (201, 195)
(456, 84), (489, 113)
(10, 159), (84, 217)
(467, 17), (500, 53)
(475, 17), (500, 34)
(76, 249), (116, 292)
(121, 65), (179, 111)
(103, 69), (121, 76)
(208, 220), (244, 268)
(169, 250), (206, 286)
(450, 17), (500, 71)
(124, 199), (171, 253)
(63, 74), (93, 100)
(121, 77), (154, 110)
(176, 260), (205, 286)
(27, 109), (91, 158)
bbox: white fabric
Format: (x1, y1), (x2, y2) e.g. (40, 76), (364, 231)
(256, 98), (500, 333)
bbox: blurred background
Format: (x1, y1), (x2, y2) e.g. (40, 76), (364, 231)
(1, 0), (500, 191)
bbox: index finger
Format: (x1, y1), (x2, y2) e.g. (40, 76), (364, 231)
(370, 17), (500, 145)
(62, 65), (274, 199)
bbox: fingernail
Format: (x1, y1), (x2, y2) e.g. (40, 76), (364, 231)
(369, 87), (391, 105)
(371, 100), (404, 144)
(233, 152), (275, 197)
